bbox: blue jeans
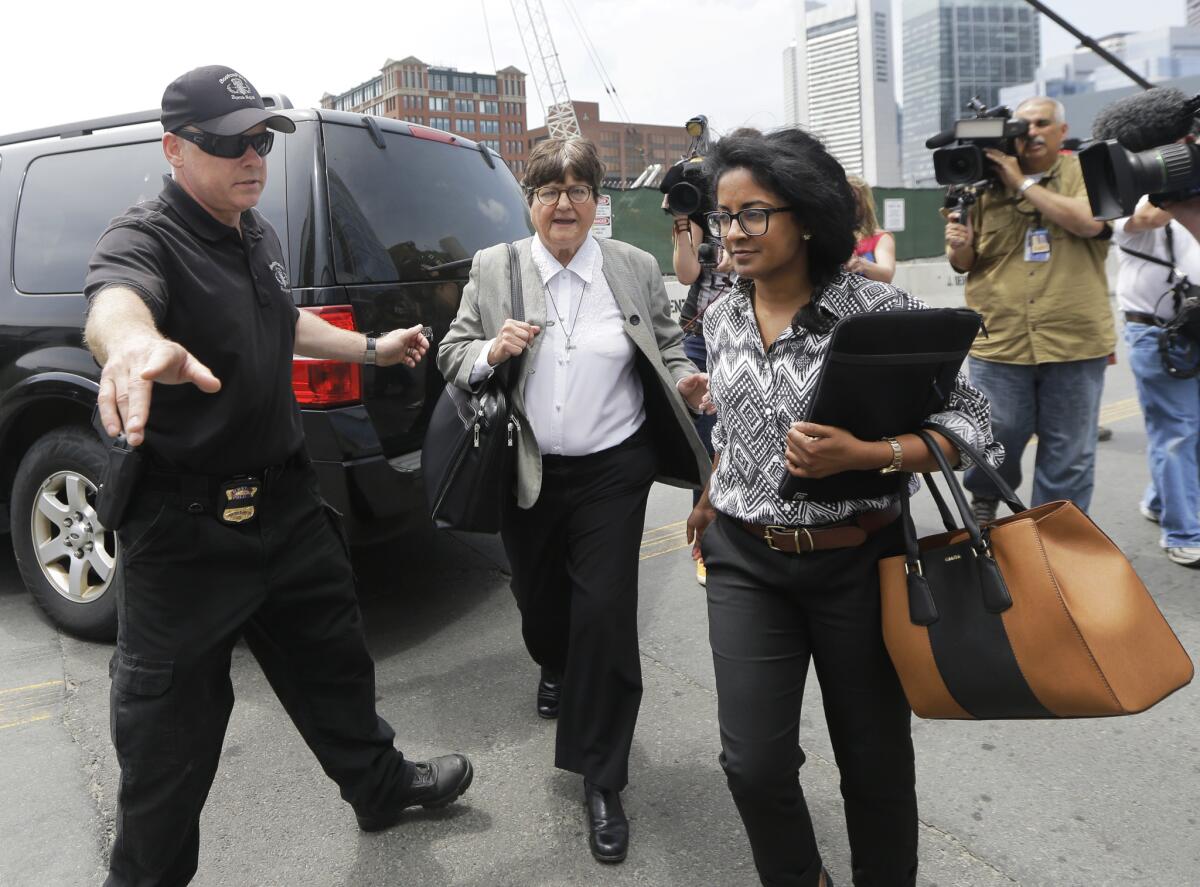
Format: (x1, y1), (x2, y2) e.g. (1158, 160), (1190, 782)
(683, 334), (716, 507)
(964, 355), (1107, 512)
(1125, 323), (1200, 547)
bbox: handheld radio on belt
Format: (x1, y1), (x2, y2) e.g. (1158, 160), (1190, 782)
(91, 407), (145, 531)
(1120, 227), (1200, 379)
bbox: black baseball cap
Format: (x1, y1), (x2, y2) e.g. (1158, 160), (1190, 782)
(161, 65), (296, 136)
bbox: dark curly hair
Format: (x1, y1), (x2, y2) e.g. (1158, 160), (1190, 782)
(703, 128), (856, 331)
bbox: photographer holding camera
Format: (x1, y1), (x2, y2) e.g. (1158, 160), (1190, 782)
(944, 96), (1114, 522)
(663, 122), (734, 586)
(1091, 90), (1200, 568)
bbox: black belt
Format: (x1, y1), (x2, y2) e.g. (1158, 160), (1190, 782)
(1124, 311), (1163, 326)
(142, 449), (309, 515)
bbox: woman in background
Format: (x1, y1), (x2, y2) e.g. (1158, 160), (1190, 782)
(846, 176), (896, 283)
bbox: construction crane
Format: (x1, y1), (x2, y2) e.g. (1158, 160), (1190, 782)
(509, 0), (582, 139)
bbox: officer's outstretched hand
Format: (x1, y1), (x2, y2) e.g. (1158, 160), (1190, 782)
(376, 325), (430, 368)
(99, 337), (221, 447)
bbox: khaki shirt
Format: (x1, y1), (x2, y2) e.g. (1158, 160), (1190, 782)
(954, 154), (1115, 364)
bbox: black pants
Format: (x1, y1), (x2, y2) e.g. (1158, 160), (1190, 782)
(701, 512), (917, 887)
(500, 426), (657, 791)
(105, 461), (408, 887)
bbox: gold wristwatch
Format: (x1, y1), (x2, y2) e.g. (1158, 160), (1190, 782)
(879, 437), (903, 474)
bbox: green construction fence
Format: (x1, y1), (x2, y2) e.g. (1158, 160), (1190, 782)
(603, 187), (949, 275)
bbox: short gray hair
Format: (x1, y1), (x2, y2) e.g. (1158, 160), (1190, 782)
(523, 137), (605, 197)
(1017, 96), (1066, 124)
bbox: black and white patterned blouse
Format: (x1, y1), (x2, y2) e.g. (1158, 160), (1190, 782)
(703, 271), (1003, 526)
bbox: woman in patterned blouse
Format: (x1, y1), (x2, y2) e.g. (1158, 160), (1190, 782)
(685, 129), (1002, 887)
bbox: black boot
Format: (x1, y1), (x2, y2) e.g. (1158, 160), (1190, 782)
(584, 781), (628, 863)
(536, 667), (561, 719)
(354, 754), (474, 832)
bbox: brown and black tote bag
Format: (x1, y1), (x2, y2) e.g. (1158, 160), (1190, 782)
(879, 425), (1193, 719)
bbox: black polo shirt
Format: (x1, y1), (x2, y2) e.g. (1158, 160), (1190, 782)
(84, 176), (303, 475)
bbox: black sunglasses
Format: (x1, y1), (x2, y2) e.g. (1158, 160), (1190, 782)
(174, 129), (274, 159)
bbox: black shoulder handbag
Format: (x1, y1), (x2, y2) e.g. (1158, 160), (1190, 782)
(421, 243), (524, 533)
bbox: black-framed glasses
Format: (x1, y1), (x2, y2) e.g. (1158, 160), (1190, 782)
(530, 185), (593, 206)
(705, 206), (795, 238)
(174, 129), (274, 159)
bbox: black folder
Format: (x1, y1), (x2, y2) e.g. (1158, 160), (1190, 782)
(778, 307), (983, 503)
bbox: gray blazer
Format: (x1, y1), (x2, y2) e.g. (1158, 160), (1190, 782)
(437, 236), (711, 510)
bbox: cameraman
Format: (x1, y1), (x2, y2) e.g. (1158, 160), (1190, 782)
(1092, 97), (1200, 568)
(944, 96), (1114, 522)
(671, 209), (732, 586)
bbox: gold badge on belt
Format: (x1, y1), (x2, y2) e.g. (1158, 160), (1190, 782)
(219, 477), (261, 525)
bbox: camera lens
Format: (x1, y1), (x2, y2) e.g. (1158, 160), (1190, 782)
(933, 145), (985, 186)
(667, 182), (702, 216)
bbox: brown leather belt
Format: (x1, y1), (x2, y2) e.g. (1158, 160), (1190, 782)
(737, 503), (901, 554)
(1124, 311), (1163, 326)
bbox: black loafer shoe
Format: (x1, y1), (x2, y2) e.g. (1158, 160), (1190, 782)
(354, 753), (474, 832)
(536, 668), (562, 719)
(584, 780), (628, 864)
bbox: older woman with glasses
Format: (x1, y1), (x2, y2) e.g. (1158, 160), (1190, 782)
(688, 129), (1001, 887)
(438, 137), (711, 864)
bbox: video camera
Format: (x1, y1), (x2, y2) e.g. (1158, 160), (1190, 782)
(1078, 90), (1200, 220)
(928, 98), (1030, 187)
(660, 115), (713, 221)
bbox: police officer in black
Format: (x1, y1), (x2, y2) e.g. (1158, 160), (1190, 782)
(83, 66), (473, 887)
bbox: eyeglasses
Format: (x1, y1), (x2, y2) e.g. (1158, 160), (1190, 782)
(705, 206), (795, 238)
(530, 185), (593, 206)
(174, 129), (274, 159)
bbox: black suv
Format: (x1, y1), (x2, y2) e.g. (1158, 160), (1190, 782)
(0, 101), (531, 640)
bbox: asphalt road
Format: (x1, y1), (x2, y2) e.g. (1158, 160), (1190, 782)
(1, 294), (1197, 886)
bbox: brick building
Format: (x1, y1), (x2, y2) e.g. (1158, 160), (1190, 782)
(526, 101), (693, 188)
(321, 57), (530, 177)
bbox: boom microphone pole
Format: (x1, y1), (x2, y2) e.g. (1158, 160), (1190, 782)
(1019, 0), (1154, 91)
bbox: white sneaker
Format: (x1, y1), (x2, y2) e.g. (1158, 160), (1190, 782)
(1139, 503), (1162, 524)
(1166, 546), (1200, 568)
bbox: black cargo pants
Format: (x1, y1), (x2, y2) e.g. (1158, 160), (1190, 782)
(104, 457), (409, 887)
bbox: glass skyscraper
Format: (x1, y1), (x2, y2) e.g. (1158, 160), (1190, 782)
(901, 0), (1040, 186)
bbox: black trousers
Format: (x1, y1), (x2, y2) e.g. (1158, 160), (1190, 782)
(500, 426), (657, 791)
(105, 461), (409, 887)
(701, 512), (917, 887)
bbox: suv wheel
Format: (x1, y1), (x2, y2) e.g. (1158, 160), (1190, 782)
(11, 427), (119, 641)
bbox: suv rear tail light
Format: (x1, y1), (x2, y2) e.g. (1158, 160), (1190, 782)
(292, 306), (362, 407)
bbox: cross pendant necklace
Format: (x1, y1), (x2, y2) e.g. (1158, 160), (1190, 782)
(546, 278), (586, 362)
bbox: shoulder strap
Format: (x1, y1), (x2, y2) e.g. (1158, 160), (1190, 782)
(1119, 243), (1175, 270)
(1119, 223), (1178, 272)
(506, 242), (525, 322)
(500, 242), (526, 391)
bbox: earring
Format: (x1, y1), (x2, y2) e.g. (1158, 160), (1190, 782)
(802, 233), (812, 240)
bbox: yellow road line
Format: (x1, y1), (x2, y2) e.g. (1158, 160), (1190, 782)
(1099, 397), (1141, 424)
(640, 521), (686, 545)
(640, 539), (693, 561)
(0, 713), (52, 731)
(0, 679), (64, 695)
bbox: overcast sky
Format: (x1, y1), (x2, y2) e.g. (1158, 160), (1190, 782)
(1, 0), (1188, 139)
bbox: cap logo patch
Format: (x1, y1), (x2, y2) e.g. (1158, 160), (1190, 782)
(270, 261), (289, 291)
(220, 72), (256, 101)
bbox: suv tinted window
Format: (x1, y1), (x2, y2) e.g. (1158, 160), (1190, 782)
(14, 142), (166, 294)
(14, 141), (289, 296)
(324, 124), (531, 284)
